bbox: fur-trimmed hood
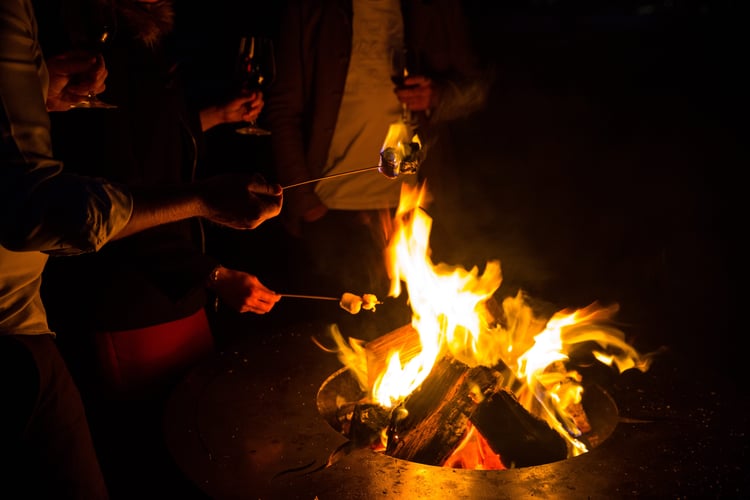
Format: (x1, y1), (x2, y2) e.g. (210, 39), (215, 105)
(114, 0), (175, 48)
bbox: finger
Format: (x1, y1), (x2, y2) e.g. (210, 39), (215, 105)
(248, 182), (283, 196)
(233, 95), (256, 108)
(250, 173), (267, 184)
(66, 79), (106, 96)
(258, 290), (281, 304)
(242, 97), (264, 114)
(245, 301), (271, 314)
(404, 75), (431, 87)
(48, 52), (99, 75)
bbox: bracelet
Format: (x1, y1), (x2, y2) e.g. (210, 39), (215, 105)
(207, 265), (222, 288)
(208, 265), (222, 312)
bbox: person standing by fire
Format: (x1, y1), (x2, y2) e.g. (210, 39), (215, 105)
(0, 1), (282, 498)
(266, 0), (490, 338)
(32, 0), (284, 497)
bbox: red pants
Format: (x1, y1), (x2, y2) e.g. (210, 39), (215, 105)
(94, 308), (214, 399)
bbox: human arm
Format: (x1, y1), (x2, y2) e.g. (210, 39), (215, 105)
(1, 2), (281, 253)
(265, 1), (330, 232)
(45, 50), (108, 112)
(206, 265), (281, 314)
(394, 72), (489, 125)
(114, 175), (282, 241)
(0, 0), (131, 253)
(199, 91), (264, 131)
(397, 1), (491, 125)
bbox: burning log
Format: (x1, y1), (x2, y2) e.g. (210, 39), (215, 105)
(347, 403), (391, 450)
(364, 324), (422, 390)
(385, 358), (501, 465)
(357, 324), (578, 468)
(470, 389), (568, 468)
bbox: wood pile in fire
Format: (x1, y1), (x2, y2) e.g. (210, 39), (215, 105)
(345, 324), (591, 469)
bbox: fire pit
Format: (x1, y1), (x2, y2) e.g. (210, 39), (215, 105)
(308, 182), (654, 472)
(163, 182), (744, 498)
(317, 363), (620, 469)
(163, 319), (743, 499)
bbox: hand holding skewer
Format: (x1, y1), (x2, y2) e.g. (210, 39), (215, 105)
(280, 292), (381, 314)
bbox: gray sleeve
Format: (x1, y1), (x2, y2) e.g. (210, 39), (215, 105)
(0, 0), (133, 255)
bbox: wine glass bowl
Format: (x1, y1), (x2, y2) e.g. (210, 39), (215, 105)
(234, 36), (275, 136)
(390, 48), (410, 87)
(65, 2), (117, 109)
(390, 47), (420, 124)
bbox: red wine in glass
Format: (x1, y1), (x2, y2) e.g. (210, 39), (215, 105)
(66, 2), (118, 110)
(235, 36), (275, 136)
(390, 47), (421, 123)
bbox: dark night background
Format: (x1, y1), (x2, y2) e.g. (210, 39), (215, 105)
(168, 2), (745, 496)
(172, 0), (743, 378)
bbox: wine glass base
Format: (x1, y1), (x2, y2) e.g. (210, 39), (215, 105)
(70, 100), (118, 109)
(236, 126), (271, 136)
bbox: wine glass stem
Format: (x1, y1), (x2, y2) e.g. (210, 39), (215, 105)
(401, 103), (411, 124)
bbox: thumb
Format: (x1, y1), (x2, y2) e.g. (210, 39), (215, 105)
(49, 51), (99, 75)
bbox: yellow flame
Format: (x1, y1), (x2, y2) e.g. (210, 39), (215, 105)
(330, 182), (657, 458)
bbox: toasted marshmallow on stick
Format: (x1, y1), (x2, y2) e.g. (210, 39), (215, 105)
(362, 294), (379, 311)
(339, 292), (380, 314)
(340, 292), (362, 314)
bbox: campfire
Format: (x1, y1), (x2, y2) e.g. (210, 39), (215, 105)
(317, 182), (658, 470)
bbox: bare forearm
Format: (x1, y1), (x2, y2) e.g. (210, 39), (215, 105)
(113, 175), (282, 240)
(199, 106), (222, 132)
(114, 187), (207, 240)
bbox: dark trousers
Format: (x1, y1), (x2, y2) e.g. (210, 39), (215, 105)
(0, 334), (108, 499)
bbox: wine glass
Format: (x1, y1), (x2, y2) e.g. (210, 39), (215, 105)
(66, 3), (118, 110)
(390, 47), (420, 125)
(234, 36), (275, 136)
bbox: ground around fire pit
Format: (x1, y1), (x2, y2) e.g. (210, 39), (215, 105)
(157, 3), (746, 498)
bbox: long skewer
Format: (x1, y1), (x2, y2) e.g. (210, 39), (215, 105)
(280, 294), (339, 301)
(280, 294), (384, 306)
(282, 165), (381, 189)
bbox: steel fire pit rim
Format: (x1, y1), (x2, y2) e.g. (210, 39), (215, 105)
(316, 364), (619, 469)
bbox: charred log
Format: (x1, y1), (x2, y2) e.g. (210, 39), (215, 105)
(385, 358), (501, 465)
(470, 389), (568, 468)
(347, 403), (391, 450)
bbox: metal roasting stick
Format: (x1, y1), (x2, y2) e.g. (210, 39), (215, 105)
(282, 165), (381, 189)
(280, 294), (384, 305)
(280, 294), (340, 301)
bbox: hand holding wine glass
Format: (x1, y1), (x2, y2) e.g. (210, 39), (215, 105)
(234, 35), (275, 136)
(63, 0), (117, 109)
(45, 49), (109, 111)
(391, 48), (434, 123)
(390, 47), (412, 123)
(68, 26), (117, 109)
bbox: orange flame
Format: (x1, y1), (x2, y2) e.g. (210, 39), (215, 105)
(330, 182), (657, 464)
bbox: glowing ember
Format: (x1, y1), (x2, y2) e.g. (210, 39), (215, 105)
(326, 182), (659, 468)
(443, 422), (505, 470)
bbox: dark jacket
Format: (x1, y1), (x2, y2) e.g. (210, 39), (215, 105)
(0, 0), (133, 335)
(266, 0), (489, 232)
(39, 1), (218, 331)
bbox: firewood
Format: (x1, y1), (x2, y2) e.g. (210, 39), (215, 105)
(385, 358), (501, 465)
(347, 403), (391, 450)
(364, 324), (421, 390)
(470, 389), (568, 468)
